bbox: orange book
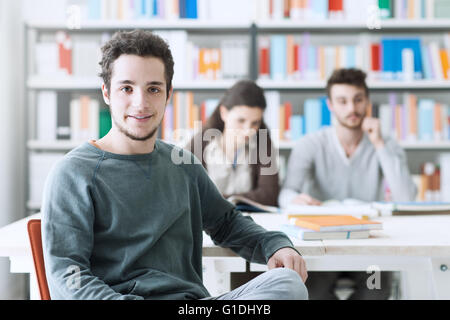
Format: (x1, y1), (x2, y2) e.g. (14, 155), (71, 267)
(187, 92), (194, 129)
(335, 47), (341, 69)
(279, 104), (286, 140)
(434, 103), (442, 139)
(117, 0), (124, 20)
(199, 49), (207, 79)
(80, 95), (90, 136)
(408, 94), (417, 139)
(286, 35), (294, 78)
(284, 102), (292, 132)
(408, 0), (414, 19)
(440, 49), (449, 79)
(366, 104), (372, 118)
(291, 215), (382, 232)
(318, 46), (325, 80)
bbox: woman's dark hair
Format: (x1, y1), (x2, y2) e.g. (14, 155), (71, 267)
(204, 80), (267, 132)
(99, 29), (174, 99)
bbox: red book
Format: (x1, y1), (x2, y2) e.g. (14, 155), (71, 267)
(259, 37), (270, 78)
(56, 31), (72, 75)
(201, 102), (206, 124)
(371, 43), (381, 71)
(284, 0), (290, 18)
(329, 0), (343, 11)
(284, 102), (292, 131)
(294, 44), (300, 72)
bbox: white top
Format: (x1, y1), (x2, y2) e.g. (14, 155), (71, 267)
(203, 137), (253, 196)
(279, 127), (417, 208)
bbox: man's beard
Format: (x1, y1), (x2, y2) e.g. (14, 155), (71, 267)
(335, 112), (365, 130)
(112, 115), (162, 142)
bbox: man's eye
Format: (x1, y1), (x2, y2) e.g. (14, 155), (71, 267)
(121, 87), (132, 93)
(149, 87), (160, 93)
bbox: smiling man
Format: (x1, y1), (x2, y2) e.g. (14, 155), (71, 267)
(41, 30), (308, 300)
(279, 68), (417, 300)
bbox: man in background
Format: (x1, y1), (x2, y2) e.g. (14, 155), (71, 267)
(279, 68), (417, 299)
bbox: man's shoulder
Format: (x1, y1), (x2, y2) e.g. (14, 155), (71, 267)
(293, 127), (332, 150)
(156, 139), (203, 166)
(49, 143), (104, 180)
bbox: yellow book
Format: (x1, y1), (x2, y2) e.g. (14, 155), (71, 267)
(291, 215), (382, 232)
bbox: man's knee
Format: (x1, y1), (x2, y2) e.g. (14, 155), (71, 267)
(268, 268), (309, 300)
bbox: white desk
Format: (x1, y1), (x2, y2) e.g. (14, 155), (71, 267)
(1, 213), (449, 299)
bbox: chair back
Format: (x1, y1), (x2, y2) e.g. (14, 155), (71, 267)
(27, 219), (51, 300)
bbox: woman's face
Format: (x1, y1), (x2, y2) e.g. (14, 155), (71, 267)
(220, 105), (264, 146)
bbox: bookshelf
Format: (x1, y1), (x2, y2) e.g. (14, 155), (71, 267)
(25, 0), (450, 213)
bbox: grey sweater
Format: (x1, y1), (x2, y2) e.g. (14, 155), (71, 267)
(279, 127), (417, 208)
(42, 140), (295, 300)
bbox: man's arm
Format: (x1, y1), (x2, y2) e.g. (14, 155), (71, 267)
(278, 137), (316, 208)
(376, 139), (418, 201)
(41, 161), (143, 300)
(363, 117), (417, 201)
(195, 162), (304, 267)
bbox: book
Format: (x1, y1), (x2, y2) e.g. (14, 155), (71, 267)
(290, 215), (382, 232)
(373, 201), (450, 215)
(280, 224), (370, 241)
(227, 195), (280, 213)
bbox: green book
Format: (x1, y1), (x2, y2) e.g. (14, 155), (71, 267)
(99, 108), (112, 139)
(378, 0), (392, 19)
(434, 0), (450, 18)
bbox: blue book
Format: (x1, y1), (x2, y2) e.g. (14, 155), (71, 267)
(290, 115), (304, 140)
(311, 0), (328, 19)
(346, 46), (356, 68)
(320, 96), (331, 127)
(421, 45), (432, 80)
(381, 38), (395, 80)
(280, 224), (370, 240)
(393, 39), (403, 80)
(270, 35), (287, 81)
(186, 0), (198, 19)
(179, 0), (187, 18)
(418, 99), (434, 141)
(87, 0), (101, 20)
(401, 38), (423, 80)
(153, 0), (158, 17)
(304, 99), (321, 134)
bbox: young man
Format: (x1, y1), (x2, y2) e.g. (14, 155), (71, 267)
(279, 68), (417, 300)
(41, 30), (308, 300)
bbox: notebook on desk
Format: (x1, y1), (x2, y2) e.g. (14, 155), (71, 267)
(373, 201), (450, 216)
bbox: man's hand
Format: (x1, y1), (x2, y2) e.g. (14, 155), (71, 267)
(362, 117), (385, 149)
(267, 247), (308, 282)
(292, 193), (321, 206)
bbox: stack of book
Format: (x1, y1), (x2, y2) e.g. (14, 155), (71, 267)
(280, 215), (382, 241)
(372, 201), (450, 216)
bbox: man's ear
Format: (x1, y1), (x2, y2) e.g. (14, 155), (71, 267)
(101, 83), (110, 106)
(166, 86), (174, 105)
(326, 98), (334, 113)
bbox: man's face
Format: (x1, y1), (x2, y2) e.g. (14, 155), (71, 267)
(327, 84), (369, 130)
(102, 54), (172, 141)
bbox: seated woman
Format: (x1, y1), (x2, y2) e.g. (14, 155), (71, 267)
(186, 80), (279, 206)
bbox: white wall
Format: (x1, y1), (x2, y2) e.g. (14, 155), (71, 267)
(0, 0), (27, 299)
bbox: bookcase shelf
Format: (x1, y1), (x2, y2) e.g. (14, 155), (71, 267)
(26, 20), (252, 31)
(256, 19), (450, 31)
(27, 76), (237, 90)
(257, 79), (450, 90)
(276, 140), (450, 151)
